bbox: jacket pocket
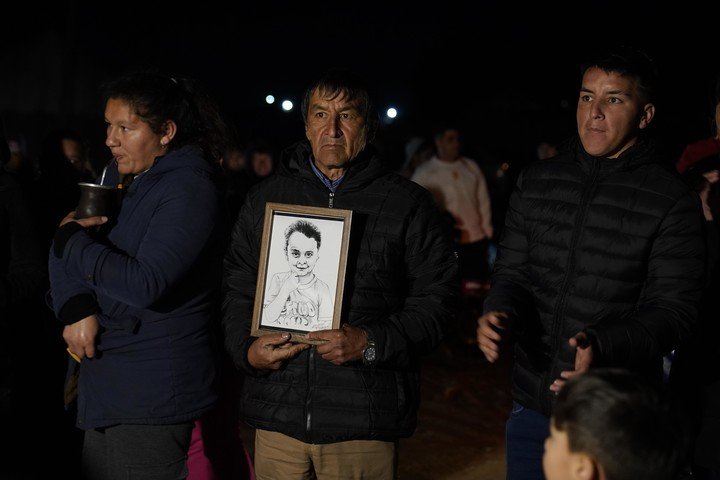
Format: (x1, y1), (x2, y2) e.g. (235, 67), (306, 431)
(97, 313), (140, 333)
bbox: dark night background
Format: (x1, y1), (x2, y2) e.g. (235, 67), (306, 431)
(1, 3), (719, 477)
(2, 0), (718, 175)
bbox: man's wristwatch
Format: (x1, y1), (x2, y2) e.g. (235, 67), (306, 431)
(361, 331), (377, 367)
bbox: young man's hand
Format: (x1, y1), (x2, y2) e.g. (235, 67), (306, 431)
(550, 332), (594, 393)
(477, 311), (508, 362)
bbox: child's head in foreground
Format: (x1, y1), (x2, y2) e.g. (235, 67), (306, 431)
(543, 368), (688, 480)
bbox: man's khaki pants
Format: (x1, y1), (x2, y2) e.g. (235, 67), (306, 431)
(254, 429), (398, 479)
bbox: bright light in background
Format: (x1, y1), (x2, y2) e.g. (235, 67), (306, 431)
(281, 100), (293, 111)
(386, 107), (398, 119)
(265, 95), (275, 104)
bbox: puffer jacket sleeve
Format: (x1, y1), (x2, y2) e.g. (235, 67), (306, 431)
(363, 191), (460, 369)
(587, 189), (706, 365)
(483, 171), (535, 324)
(221, 192), (265, 375)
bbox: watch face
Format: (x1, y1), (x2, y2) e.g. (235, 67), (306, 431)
(364, 346), (376, 363)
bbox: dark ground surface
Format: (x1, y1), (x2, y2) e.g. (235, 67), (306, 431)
(395, 344), (511, 479)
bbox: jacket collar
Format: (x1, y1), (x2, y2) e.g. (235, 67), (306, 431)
(104, 144), (213, 190)
(146, 144), (210, 176)
(572, 136), (657, 175)
(278, 140), (387, 192)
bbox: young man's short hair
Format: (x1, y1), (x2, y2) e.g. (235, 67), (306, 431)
(580, 47), (659, 105)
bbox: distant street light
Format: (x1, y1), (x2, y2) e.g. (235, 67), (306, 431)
(265, 95), (275, 104)
(282, 100), (294, 112)
(386, 107), (398, 119)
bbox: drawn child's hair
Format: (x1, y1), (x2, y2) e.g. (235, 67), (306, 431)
(285, 220), (321, 250)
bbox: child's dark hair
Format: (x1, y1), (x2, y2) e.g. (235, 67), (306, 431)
(553, 369), (689, 480)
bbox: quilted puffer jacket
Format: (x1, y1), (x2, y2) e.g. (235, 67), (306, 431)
(222, 141), (459, 443)
(484, 139), (705, 416)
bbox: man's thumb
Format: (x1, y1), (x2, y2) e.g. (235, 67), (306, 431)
(267, 332), (291, 346)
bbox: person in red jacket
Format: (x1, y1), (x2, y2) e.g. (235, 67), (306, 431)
(671, 82), (720, 480)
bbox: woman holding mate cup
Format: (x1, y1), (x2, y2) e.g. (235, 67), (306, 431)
(48, 71), (228, 479)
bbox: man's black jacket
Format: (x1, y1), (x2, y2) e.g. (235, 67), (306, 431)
(222, 141), (459, 443)
(484, 139), (705, 416)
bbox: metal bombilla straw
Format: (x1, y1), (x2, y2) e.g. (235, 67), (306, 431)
(99, 163), (109, 186)
(98, 158), (120, 189)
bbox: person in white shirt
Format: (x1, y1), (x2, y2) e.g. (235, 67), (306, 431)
(411, 126), (493, 282)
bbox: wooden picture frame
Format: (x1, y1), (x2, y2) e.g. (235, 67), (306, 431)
(251, 202), (352, 343)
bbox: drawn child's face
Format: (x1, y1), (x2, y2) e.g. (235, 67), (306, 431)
(286, 231), (319, 277)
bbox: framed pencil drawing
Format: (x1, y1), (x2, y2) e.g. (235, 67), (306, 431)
(251, 202), (352, 343)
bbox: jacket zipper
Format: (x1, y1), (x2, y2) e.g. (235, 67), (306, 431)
(543, 161), (599, 412)
(305, 346), (315, 436)
(304, 180), (335, 437)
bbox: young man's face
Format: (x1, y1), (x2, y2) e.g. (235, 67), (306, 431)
(286, 231), (319, 277)
(576, 67), (654, 159)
